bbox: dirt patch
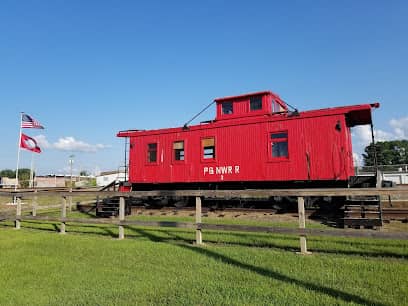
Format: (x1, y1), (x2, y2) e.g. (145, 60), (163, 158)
(381, 221), (408, 233)
(131, 207), (408, 232)
(132, 207), (318, 224)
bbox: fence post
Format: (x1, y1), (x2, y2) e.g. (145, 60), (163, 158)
(118, 196), (125, 239)
(195, 196), (203, 245)
(15, 197), (21, 230)
(96, 195), (100, 214)
(60, 196), (67, 234)
(297, 196), (311, 255)
(68, 192), (73, 212)
(32, 190), (38, 217)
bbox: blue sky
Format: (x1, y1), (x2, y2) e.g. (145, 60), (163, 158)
(1, 0), (407, 175)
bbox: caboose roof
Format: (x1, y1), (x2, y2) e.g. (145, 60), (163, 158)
(214, 90), (276, 102)
(117, 102), (379, 138)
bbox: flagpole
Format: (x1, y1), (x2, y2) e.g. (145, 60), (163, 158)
(29, 152), (35, 188)
(15, 112), (23, 191)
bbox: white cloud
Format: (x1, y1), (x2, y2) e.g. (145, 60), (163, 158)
(352, 152), (363, 167)
(352, 116), (408, 150)
(375, 129), (394, 142)
(33, 135), (110, 153)
(352, 125), (395, 147)
(390, 117), (408, 139)
(34, 134), (52, 149)
(352, 125), (372, 145)
(53, 137), (109, 152)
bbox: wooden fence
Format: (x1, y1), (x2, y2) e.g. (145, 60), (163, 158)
(1, 188), (408, 255)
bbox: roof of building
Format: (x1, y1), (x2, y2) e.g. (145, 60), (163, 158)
(98, 170), (125, 176)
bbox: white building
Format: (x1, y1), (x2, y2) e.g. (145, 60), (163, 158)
(96, 170), (127, 187)
(381, 172), (408, 185)
(0, 177), (17, 188)
(35, 175), (67, 188)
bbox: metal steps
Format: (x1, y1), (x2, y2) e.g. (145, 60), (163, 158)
(343, 197), (382, 229)
(96, 197), (131, 217)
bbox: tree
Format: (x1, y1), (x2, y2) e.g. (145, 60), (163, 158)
(80, 170), (89, 176)
(363, 140), (408, 166)
(0, 169), (15, 178)
(0, 168), (34, 179)
(0, 168), (35, 188)
(17, 168), (32, 188)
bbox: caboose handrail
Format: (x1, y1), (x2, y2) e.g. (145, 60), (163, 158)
(183, 100), (216, 129)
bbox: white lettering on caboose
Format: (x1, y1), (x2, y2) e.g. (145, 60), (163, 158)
(204, 165), (240, 176)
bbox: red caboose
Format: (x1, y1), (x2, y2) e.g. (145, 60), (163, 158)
(117, 90), (379, 190)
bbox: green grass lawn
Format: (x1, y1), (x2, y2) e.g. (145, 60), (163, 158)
(0, 211), (407, 305)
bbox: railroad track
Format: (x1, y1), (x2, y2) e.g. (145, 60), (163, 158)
(381, 208), (408, 221)
(130, 206), (408, 221)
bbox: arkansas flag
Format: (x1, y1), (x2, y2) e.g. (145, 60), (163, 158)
(20, 133), (41, 153)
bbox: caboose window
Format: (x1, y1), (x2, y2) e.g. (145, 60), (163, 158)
(202, 137), (215, 159)
(222, 102), (233, 114)
(271, 100), (285, 113)
(271, 132), (288, 158)
(250, 96), (262, 111)
(147, 143), (157, 162)
(271, 132), (287, 139)
(173, 141), (185, 161)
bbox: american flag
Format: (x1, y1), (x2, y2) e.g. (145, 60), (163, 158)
(21, 113), (44, 129)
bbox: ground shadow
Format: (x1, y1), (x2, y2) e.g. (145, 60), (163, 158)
(0, 219), (406, 259)
(181, 244), (386, 305)
(127, 226), (386, 306)
(75, 203), (97, 218)
(125, 226), (408, 259)
(126, 226), (191, 243)
(0, 219), (405, 303)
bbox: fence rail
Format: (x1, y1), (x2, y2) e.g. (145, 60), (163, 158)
(1, 188), (408, 255)
(1, 187), (408, 198)
(357, 164), (408, 173)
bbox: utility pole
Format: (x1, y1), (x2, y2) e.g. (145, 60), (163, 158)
(68, 154), (75, 212)
(69, 154), (75, 191)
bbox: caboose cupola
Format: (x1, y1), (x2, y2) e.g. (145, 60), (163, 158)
(215, 91), (288, 121)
